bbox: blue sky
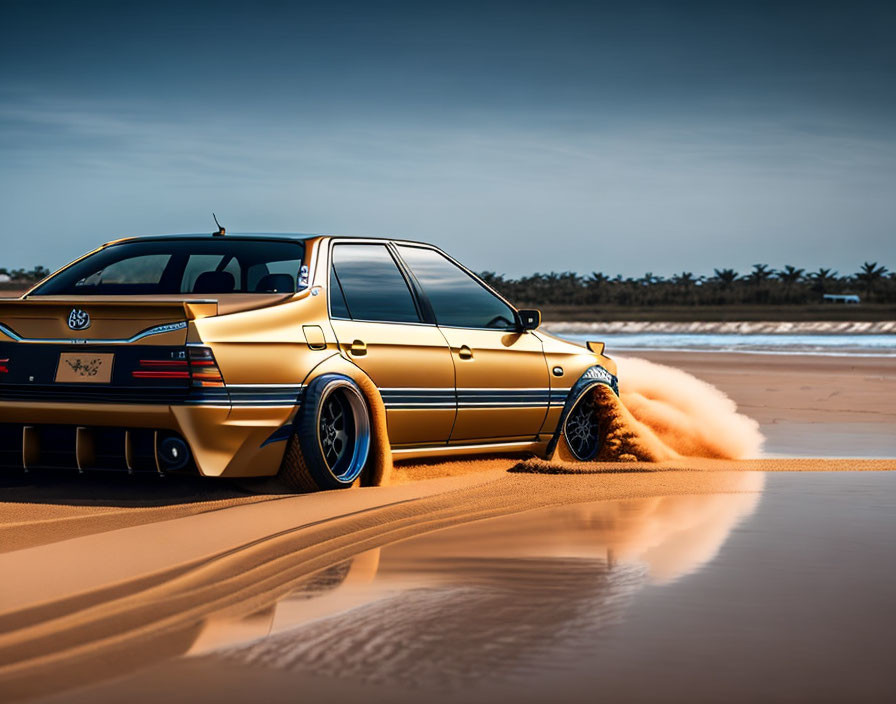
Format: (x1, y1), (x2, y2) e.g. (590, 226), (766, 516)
(1, 0), (894, 277)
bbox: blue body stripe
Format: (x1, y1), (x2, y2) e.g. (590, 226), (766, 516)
(261, 424), (295, 447)
(188, 384), (305, 407)
(381, 387), (572, 410)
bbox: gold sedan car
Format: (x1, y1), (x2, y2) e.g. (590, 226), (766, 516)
(0, 234), (618, 491)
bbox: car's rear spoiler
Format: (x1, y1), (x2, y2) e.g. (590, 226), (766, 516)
(6, 297), (219, 319)
(0, 298), (220, 345)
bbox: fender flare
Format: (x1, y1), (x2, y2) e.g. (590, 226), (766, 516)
(258, 351), (342, 448)
(261, 354), (392, 486)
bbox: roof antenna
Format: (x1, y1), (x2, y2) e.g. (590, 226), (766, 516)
(212, 213), (226, 236)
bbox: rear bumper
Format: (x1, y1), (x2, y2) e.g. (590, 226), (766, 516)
(0, 401), (297, 477)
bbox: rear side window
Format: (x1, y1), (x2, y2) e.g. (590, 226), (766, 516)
(329, 266), (351, 318)
(396, 246), (516, 329)
(330, 244), (420, 323)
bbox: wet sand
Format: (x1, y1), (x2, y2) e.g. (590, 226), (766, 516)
(0, 351), (894, 702)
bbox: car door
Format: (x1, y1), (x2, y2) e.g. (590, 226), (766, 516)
(328, 242), (456, 446)
(394, 245), (550, 442)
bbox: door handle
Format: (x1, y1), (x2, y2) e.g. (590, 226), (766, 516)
(457, 345), (473, 360)
(349, 339), (367, 356)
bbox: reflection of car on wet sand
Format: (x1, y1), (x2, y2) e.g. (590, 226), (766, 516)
(191, 474), (764, 676)
(0, 233), (618, 490)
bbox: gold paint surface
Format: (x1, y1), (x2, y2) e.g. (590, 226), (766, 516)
(3, 235), (609, 477)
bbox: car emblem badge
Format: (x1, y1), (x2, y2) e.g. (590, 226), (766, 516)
(67, 308), (91, 331)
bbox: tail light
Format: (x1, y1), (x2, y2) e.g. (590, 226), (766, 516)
(188, 347), (224, 386)
(0, 358), (8, 374)
(132, 358), (190, 379)
(130, 347), (224, 386)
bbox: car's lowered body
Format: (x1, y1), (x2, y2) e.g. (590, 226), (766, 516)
(0, 234), (617, 489)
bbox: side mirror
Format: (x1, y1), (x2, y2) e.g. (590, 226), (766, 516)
(516, 309), (541, 331)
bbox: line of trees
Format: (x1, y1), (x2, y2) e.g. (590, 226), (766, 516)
(480, 263), (895, 306)
(0, 266), (50, 282)
(3, 262), (893, 306)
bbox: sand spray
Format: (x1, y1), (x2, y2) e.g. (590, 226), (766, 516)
(579, 356), (764, 462)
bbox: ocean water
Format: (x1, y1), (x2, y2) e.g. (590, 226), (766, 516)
(557, 332), (896, 355)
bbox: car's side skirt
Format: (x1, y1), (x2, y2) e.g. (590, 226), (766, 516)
(391, 438), (549, 462)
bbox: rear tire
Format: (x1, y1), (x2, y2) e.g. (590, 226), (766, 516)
(277, 375), (372, 492)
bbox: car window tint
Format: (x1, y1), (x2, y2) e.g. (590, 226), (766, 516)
(397, 246), (516, 329)
(331, 244), (420, 323)
(329, 266), (351, 318)
(35, 239), (305, 295)
(77, 254), (171, 287)
(247, 259), (301, 291)
(181, 254), (241, 292)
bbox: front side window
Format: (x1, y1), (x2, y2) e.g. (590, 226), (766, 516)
(31, 239), (305, 295)
(330, 244), (420, 323)
(397, 246), (516, 329)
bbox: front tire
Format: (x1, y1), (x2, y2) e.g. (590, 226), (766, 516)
(563, 389), (602, 461)
(278, 375), (372, 492)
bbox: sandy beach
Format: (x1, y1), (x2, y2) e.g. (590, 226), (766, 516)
(0, 350), (894, 702)
(6, 0), (895, 699)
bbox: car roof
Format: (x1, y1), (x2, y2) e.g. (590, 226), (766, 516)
(102, 233), (431, 247)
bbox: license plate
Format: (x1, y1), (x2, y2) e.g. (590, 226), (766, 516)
(55, 352), (114, 383)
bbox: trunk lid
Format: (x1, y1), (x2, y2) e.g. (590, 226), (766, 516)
(0, 298), (232, 406)
(0, 297), (218, 344)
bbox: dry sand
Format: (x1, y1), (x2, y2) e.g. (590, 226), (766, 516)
(0, 351), (893, 702)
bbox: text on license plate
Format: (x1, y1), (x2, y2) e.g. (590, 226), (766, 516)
(55, 352), (114, 383)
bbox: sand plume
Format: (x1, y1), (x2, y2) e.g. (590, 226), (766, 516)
(615, 356), (764, 459)
(554, 356), (764, 463)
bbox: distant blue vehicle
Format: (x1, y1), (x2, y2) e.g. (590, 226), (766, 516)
(823, 294), (860, 304)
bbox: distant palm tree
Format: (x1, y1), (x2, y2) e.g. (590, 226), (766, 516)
(712, 268), (739, 288)
(808, 268), (838, 294)
(748, 263), (775, 283)
(672, 271), (699, 287)
(584, 272), (609, 303)
(777, 265), (804, 284)
(855, 262), (888, 300)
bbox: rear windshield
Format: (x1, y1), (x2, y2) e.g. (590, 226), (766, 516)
(31, 239), (306, 296)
